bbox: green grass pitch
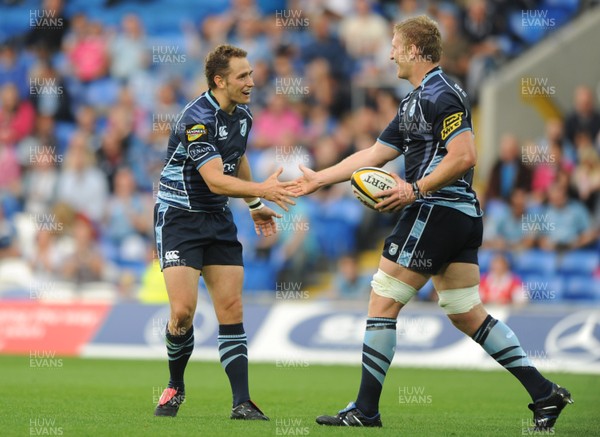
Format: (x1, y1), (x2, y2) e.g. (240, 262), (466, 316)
(4, 355), (599, 436)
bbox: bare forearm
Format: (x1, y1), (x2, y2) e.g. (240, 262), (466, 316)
(315, 145), (390, 187)
(236, 156), (257, 202)
(418, 153), (473, 195)
(207, 173), (264, 198)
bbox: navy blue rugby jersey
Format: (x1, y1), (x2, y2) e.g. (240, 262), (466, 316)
(378, 66), (482, 217)
(157, 90), (252, 212)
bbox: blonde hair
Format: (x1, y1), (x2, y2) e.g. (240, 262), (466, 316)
(394, 15), (442, 63)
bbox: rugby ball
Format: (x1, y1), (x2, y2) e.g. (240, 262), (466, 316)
(351, 167), (397, 209)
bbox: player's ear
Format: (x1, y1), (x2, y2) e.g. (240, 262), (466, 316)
(214, 74), (226, 89)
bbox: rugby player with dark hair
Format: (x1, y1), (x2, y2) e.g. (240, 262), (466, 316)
(295, 15), (572, 431)
(153, 44), (295, 420)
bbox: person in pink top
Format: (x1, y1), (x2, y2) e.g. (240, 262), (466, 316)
(0, 82), (35, 145)
(67, 21), (109, 82)
(251, 92), (302, 149)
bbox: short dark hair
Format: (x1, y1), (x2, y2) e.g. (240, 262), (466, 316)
(394, 15), (442, 63)
(204, 44), (248, 90)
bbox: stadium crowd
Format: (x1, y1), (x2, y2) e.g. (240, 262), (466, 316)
(0, 0), (597, 301)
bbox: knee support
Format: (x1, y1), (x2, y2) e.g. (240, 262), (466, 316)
(371, 269), (418, 304)
(437, 285), (481, 314)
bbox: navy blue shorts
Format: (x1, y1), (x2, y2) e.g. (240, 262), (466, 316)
(382, 203), (482, 274)
(154, 202), (243, 271)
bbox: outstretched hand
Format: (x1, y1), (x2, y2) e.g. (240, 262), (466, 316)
(250, 205), (281, 237)
(260, 168), (297, 211)
(374, 172), (416, 212)
(289, 164), (321, 197)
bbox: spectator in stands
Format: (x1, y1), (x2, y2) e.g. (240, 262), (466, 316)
(479, 253), (526, 305)
(306, 57), (352, 119)
(339, 0), (389, 68)
(103, 166), (151, 262)
(0, 44), (30, 98)
(97, 130), (129, 192)
(301, 15), (354, 81)
(230, 16), (270, 64)
(271, 45), (302, 104)
(28, 228), (61, 281)
(25, 0), (69, 55)
(539, 182), (596, 251)
(483, 189), (536, 251)
(67, 20), (109, 83)
(537, 118), (576, 168)
(0, 142), (21, 198)
(56, 132), (108, 222)
(246, 59), (270, 109)
(461, 0), (501, 101)
(333, 254), (372, 299)
(486, 134), (531, 202)
(60, 213), (105, 284)
(385, 0), (427, 22)
(22, 143), (60, 215)
(0, 202), (18, 260)
(531, 141), (573, 198)
(252, 92), (303, 149)
(28, 62), (73, 122)
(304, 104), (337, 145)
(255, 131), (311, 182)
(17, 114), (57, 168)
(571, 137), (600, 210)
(74, 105), (100, 151)
(0, 82), (36, 145)
(438, 6), (471, 86)
(564, 85), (600, 148)
(109, 14), (148, 81)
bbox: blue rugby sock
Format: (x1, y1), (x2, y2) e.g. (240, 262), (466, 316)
(355, 317), (397, 417)
(473, 315), (553, 401)
(165, 324), (194, 391)
(218, 323), (250, 407)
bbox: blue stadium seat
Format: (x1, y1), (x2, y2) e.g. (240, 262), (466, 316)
(563, 276), (600, 301)
(84, 78), (120, 109)
(257, 0), (286, 14)
(514, 250), (556, 276)
(243, 259), (277, 291)
(558, 250), (600, 275)
(521, 274), (564, 303)
(509, 11), (547, 45)
(54, 121), (77, 155)
(477, 249), (495, 273)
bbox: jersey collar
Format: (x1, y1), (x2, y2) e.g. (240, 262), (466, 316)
(205, 89), (221, 111)
(421, 66), (442, 87)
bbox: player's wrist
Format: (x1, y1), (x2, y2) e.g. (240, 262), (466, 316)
(246, 197), (264, 211)
(412, 181), (424, 201)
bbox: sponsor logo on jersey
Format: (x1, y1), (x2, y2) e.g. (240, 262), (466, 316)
(188, 143), (216, 161)
(440, 112), (463, 140)
(389, 242), (399, 256)
(186, 124), (206, 142)
(218, 125), (228, 139)
(240, 119), (247, 137)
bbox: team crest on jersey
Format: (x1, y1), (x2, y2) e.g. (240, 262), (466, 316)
(389, 243), (399, 256)
(240, 119), (247, 137)
(186, 124), (206, 142)
(440, 112), (463, 140)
